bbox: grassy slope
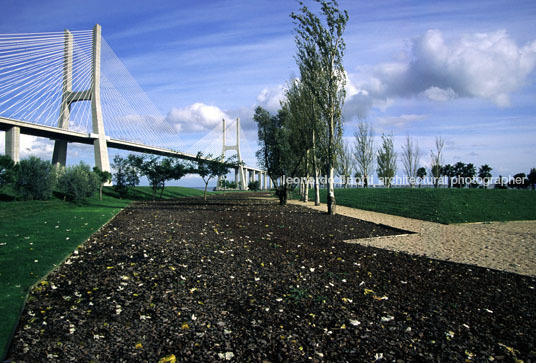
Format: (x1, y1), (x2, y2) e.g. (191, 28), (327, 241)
(310, 188), (536, 224)
(0, 186), (210, 359)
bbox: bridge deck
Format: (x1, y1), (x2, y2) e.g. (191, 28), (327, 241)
(0, 116), (263, 172)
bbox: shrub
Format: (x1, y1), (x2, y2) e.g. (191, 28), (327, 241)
(16, 156), (56, 200)
(248, 180), (260, 191)
(57, 162), (100, 201)
(0, 154), (18, 188)
(219, 179), (237, 189)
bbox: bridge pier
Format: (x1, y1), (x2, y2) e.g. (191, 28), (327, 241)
(51, 24), (110, 173)
(5, 126), (20, 163)
(52, 140), (68, 167)
(90, 25), (110, 173)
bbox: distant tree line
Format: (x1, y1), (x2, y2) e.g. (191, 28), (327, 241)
(111, 152), (239, 201)
(0, 152), (240, 202)
(343, 124), (536, 190)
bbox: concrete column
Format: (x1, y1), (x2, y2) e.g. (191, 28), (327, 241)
(6, 126), (20, 163)
(234, 168), (239, 188)
(52, 29), (73, 168)
(263, 172), (267, 190)
(91, 24), (111, 173)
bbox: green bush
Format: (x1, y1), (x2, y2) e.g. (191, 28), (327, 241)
(57, 162), (100, 201)
(0, 155), (18, 188)
(219, 179), (237, 189)
(16, 156), (56, 200)
(248, 180), (260, 191)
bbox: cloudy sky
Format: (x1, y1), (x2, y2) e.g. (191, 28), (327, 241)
(1, 0), (535, 185)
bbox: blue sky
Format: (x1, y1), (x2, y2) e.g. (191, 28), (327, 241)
(1, 0), (535, 185)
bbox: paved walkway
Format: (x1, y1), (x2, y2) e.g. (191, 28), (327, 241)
(288, 200), (536, 277)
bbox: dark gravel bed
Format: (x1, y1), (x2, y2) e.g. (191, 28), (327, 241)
(6, 194), (536, 362)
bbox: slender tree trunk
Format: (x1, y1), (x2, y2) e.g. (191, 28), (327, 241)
(277, 179), (288, 205)
(204, 181), (208, 201)
(327, 113), (336, 215)
(302, 149), (309, 202)
(152, 185), (157, 201)
(160, 181), (165, 199)
(304, 175), (309, 202)
(99, 185), (103, 201)
(312, 129), (320, 206)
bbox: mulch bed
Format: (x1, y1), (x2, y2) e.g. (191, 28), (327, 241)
(6, 194), (536, 362)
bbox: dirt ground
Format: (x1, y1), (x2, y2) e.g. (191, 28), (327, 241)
(7, 195), (536, 362)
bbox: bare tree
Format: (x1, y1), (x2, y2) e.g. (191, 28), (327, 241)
(353, 121), (374, 187)
(430, 136), (445, 188)
(337, 140), (353, 188)
(401, 135), (421, 187)
(377, 133), (397, 188)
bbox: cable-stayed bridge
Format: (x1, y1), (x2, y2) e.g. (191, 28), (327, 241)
(0, 25), (269, 189)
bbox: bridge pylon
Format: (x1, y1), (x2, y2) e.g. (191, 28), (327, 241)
(52, 24), (110, 173)
(217, 118), (246, 190)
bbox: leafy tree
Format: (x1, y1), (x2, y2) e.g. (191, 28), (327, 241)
(112, 154), (133, 197)
(527, 168), (536, 190)
(416, 167), (427, 188)
(376, 133), (397, 188)
(57, 162), (99, 201)
(126, 154), (141, 189)
(353, 170), (362, 187)
(495, 175), (508, 189)
(16, 156), (56, 200)
(130, 155), (189, 200)
(430, 137), (445, 188)
(248, 180), (260, 191)
(292, 0), (348, 215)
(336, 140), (353, 188)
(195, 152), (238, 201)
(478, 164), (493, 189)
(442, 164), (455, 188)
(93, 166), (112, 200)
(219, 178), (237, 190)
(401, 136), (421, 187)
(464, 163), (477, 188)
(509, 173), (529, 189)
(452, 162), (466, 188)
(0, 154), (18, 188)
(254, 106), (305, 205)
(353, 122), (374, 188)
(284, 79), (318, 203)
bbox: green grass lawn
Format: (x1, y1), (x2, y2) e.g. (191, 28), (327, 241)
(0, 186), (212, 359)
(308, 187), (536, 224)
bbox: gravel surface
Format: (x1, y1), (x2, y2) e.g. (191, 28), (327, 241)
(289, 200), (536, 277)
(6, 194), (536, 362)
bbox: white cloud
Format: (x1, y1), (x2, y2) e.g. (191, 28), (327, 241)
(165, 102), (231, 133)
(256, 85), (285, 113)
(376, 114), (428, 128)
(422, 87), (456, 102)
(344, 29), (536, 120)
(20, 135), (54, 159)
